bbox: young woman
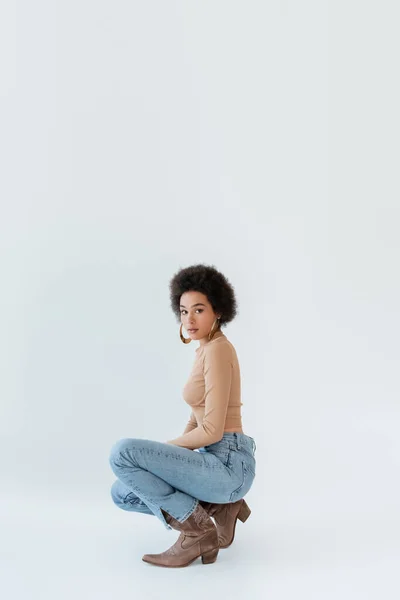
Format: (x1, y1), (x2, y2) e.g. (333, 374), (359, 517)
(109, 263), (257, 568)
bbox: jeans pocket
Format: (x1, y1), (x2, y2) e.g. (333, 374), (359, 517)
(247, 457), (256, 477)
(229, 461), (255, 502)
(211, 448), (231, 467)
(204, 440), (232, 467)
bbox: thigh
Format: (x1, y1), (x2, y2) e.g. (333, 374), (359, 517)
(226, 449), (256, 503)
(109, 438), (241, 504)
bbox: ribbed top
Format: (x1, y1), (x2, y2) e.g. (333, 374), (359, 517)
(168, 330), (243, 450)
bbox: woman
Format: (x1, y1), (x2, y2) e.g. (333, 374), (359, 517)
(109, 263), (256, 568)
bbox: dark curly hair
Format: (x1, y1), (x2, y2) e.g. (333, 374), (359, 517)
(169, 263), (238, 328)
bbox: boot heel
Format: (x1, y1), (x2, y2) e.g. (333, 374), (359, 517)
(237, 500), (251, 523)
(201, 547), (219, 564)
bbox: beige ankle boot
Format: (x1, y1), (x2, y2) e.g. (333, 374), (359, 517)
(142, 502), (219, 568)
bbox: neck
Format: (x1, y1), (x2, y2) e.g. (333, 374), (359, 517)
(198, 329), (224, 347)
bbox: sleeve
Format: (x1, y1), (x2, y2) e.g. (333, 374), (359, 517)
(182, 411), (198, 434)
(166, 343), (233, 450)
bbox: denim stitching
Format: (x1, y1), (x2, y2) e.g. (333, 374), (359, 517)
(178, 497), (199, 522)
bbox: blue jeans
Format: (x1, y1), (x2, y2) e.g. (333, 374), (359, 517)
(109, 432), (257, 530)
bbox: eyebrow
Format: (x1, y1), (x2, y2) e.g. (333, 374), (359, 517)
(179, 303), (206, 308)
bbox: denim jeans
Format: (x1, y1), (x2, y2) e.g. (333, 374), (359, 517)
(109, 432), (256, 530)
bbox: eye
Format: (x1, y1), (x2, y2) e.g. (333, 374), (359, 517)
(180, 309), (203, 315)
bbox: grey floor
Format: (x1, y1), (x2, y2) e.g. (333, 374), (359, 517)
(1, 482), (399, 600)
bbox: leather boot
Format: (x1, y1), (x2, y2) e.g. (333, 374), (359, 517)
(142, 502), (219, 568)
(199, 498), (251, 548)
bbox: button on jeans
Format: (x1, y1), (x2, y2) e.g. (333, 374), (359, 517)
(109, 432), (256, 530)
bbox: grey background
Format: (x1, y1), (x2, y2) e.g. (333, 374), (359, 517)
(1, 1), (399, 598)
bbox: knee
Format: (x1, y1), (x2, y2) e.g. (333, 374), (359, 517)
(109, 438), (132, 469)
(109, 437), (145, 473)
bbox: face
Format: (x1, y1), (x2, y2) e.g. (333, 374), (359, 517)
(180, 291), (221, 345)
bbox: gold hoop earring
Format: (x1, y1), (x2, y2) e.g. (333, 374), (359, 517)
(179, 323), (192, 344)
(208, 317), (221, 341)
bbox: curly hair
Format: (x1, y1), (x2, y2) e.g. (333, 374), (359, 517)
(169, 263), (238, 328)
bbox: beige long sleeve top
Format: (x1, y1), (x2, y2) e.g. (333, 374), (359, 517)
(167, 330), (243, 450)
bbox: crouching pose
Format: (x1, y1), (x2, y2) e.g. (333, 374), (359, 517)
(109, 264), (257, 568)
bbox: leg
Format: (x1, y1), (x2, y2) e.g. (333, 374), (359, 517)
(108, 437), (243, 531)
(111, 479), (154, 516)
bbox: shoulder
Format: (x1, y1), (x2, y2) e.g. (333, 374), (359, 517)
(202, 338), (234, 366)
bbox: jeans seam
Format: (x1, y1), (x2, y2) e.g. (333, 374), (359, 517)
(179, 497), (199, 522)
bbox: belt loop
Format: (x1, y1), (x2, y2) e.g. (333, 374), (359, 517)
(235, 433), (241, 450)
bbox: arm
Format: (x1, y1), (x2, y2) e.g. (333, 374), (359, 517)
(167, 343), (233, 449)
(182, 411), (198, 435)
